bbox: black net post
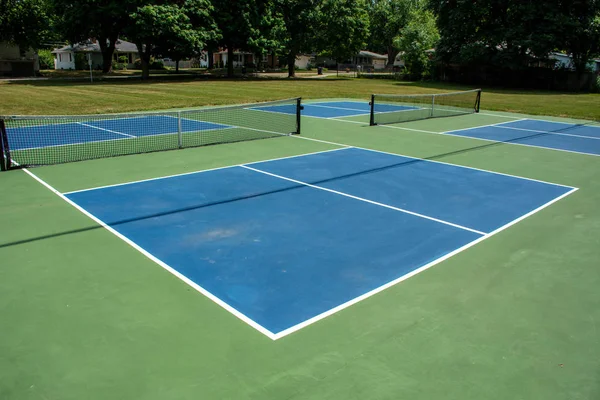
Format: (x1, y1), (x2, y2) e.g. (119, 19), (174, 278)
(475, 89), (482, 113)
(0, 119), (10, 171)
(295, 98), (302, 135)
(369, 95), (376, 126)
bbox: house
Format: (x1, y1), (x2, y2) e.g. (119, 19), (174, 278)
(52, 39), (139, 70)
(213, 49), (256, 68)
(317, 50), (387, 70)
(550, 52), (600, 73)
(393, 49), (435, 69)
(0, 41), (39, 77)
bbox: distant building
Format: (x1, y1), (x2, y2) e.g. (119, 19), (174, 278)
(317, 50), (388, 70)
(0, 41), (39, 77)
(549, 52), (600, 73)
(52, 39), (139, 70)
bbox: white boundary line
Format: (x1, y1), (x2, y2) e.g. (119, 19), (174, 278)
(326, 115), (600, 158)
(241, 165), (486, 235)
(289, 136), (575, 189)
(22, 167), (279, 340)
(272, 186), (578, 339)
(494, 125), (600, 141)
(440, 131), (600, 157)
(21, 148), (579, 341)
(63, 147), (349, 195)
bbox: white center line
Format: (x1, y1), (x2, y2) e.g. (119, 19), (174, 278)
(241, 164), (487, 236)
(76, 122), (136, 138)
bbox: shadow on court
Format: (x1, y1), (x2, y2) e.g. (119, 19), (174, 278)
(0, 123), (588, 250)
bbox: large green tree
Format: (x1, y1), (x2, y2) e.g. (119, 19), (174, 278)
(394, 6), (438, 78)
(211, 0), (273, 77)
(367, 0), (415, 66)
(557, 0), (600, 74)
(51, 0), (140, 73)
(273, 0), (322, 77)
(319, 0), (370, 67)
(127, 0), (217, 79)
(0, 0), (55, 50)
(432, 0), (600, 73)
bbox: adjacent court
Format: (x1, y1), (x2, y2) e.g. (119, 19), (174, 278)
(444, 118), (600, 156)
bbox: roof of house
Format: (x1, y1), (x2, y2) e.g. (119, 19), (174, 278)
(358, 50), (387, 60)
(52, 39), (138, 54)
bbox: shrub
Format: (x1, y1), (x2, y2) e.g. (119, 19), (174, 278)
(150, 59), (164, 69)
(74, 53), (88, 70)
(38, 49), (54, 69)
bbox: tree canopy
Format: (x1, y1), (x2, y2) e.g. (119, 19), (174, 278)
(126, 0), (217, 78)
(319, 0), (370, 66)
(3, 0), (598, 84)
(1, 0), (55, 49)
(431, 0), (600, 74)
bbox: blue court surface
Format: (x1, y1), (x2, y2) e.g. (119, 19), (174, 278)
(7, 115), (230, 150)
(65, 147), (574, 338)
(254, 101), (416, 119)
(444, 118), (600, 156)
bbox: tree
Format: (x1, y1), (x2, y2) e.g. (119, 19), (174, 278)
(127, 0), (217, 79)
(273, 0), (322, 77)
(394, 6), (439, 78)
(211, 0), (270, 77)
(431, 0), (600, 73)
(319, 0), (370, 68)
(367, 0), (415, 66)
(558, 0), (600, 74)
(0, 0), (55, 50)
(51, 0), (140, 73)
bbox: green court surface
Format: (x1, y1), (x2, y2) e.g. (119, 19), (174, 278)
(1, 100), (600, 400)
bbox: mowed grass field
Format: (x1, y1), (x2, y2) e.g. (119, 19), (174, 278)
(1, 78), (599, 400)
(1, 77), (599, 120)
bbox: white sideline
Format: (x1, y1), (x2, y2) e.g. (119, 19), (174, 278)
(22, 167), (280, 340)
(272, 186), (578, 339)
(21, 147), (579, 340)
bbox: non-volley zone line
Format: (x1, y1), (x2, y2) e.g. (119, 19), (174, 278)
(53, 147), (577, 340)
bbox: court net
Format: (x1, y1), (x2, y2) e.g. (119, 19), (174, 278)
(0, 98), (301, 170)
(369, 89), (481, 126)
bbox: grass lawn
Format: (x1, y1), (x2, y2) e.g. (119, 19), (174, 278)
(0, 77), (598, 120)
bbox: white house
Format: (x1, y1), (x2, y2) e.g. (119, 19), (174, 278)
(550, 52), (600, 73)
(0, 41), (39, 77)
(52, 39), (139, 70)
(317, 50), (387, 70)
(213, 49), (256, 68)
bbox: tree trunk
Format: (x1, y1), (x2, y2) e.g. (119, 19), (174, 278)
(387, 46), (399, 68)
(98, 34), (119, 73)
(270, 51), (275, 68)
(227, 46), (234, 77)
(135, 43), (152, 80)
(98, 35), (118, 74)
(208, 50), (214, 69)
(176, 60), (180, 73)
(287, 51), (296, 78)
